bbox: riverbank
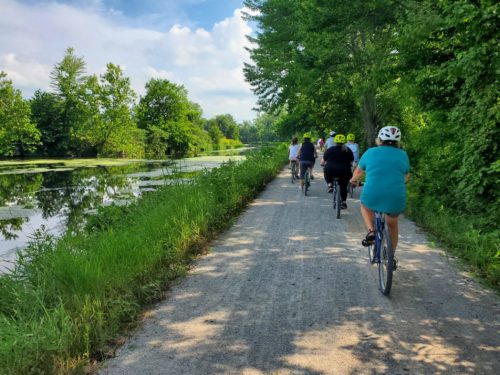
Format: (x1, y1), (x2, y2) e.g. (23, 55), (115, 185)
(0, 145), (287, 375)
(0, 152), (250, 269)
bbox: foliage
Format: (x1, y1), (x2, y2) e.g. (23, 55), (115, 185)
(243, 0), (404, 145)
(245, 0), (499, 284)
(0, 145), (287, 374)
(30, 90), (64, 156)
(137, 78), (203, 158)
(49, 47), (88, 156)
(78, 64), (144, 158)
(0, 72), (41, 157)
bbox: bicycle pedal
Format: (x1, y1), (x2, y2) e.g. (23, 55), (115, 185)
(362, 239), (374, 247)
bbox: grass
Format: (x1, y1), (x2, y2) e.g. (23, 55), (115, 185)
(407, 191), (500, 291)
(0, 145), (288, 374)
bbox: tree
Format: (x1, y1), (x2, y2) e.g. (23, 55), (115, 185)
(30, 90), (64, 156)
(212, 114), (240, 140)
(0, 72), (40, 157)
(78, 63), (144, 157)
(206, 121), (224, 145)
(398, 0), (499, 222)
(243, 0), (404, 145)
(136, 79), (193, 158)
(49, 47), (87, 155)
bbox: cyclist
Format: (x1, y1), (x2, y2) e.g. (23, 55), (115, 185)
(324, 130), (336, 149)
(297, 132), (317, 189)
(349, 126), (410, 266)
(346, 133), (360, 171)
(320, 134), (353, 209)
(288, 137), (300, 178)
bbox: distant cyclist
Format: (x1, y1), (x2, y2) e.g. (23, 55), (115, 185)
(324, 130), (336, 149)
(349, 126), (410, 263)
(346, 133), (360, 170)
(320, 134), (353, 209)
(288, 137), (300, 178)
(297, 132), (317, 189)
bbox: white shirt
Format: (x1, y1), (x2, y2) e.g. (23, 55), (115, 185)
(325, 137), (335, 149)
(289, 144), (300, 160)
(346, 142), (359, 162)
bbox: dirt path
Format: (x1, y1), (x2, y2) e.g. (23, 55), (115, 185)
(100, 164), (500, 375)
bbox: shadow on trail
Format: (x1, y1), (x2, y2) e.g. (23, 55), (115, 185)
(103, 170), (500, 375)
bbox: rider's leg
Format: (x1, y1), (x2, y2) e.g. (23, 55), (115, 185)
(386, 214), (399, 252)
(324, 169), (333, 191)
(360, 203), (375, 232)
(339, 177), (349, 202)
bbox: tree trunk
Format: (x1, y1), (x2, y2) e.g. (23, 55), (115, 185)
(361, 90), (377, 147)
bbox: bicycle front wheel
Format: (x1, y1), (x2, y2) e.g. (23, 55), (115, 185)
(348, 182), (354, 198)
(378, 227), (394, 296)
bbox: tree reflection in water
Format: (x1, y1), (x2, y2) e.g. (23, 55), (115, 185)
(0, 161), (172, 246)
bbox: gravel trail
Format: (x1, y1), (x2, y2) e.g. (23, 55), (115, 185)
(100, 164), (500, 375)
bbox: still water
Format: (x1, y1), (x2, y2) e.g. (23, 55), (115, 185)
(0, 151), (248, 270)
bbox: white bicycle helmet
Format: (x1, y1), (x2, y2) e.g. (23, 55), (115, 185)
(378, 126), (401, 141)
(329, 130), (336, 136)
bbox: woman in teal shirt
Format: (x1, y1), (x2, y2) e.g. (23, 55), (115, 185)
(350, 126), (410, 258)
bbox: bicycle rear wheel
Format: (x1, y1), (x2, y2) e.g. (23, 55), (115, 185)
(291, 162), (296, 183)
(304, 170), (310, 196)
(378, 227), (394, 295)
(335, 182), (341, 219)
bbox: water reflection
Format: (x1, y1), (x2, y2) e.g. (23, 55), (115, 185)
(0, 150), (250, 267)
(0, 161), (174, 265)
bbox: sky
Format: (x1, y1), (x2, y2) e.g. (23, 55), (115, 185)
(0, 0), (258, 122)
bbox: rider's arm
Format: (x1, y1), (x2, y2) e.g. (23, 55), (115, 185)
(350, 166), (364, 185)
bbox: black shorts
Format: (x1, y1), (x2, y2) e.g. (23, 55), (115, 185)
(299, 161), (314, 179)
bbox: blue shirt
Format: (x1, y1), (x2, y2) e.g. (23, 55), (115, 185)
(359, 146), (410, 214)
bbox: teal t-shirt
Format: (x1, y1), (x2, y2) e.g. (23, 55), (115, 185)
(359, 146), (410, 214)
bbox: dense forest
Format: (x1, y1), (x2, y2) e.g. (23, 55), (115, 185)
(0, 47), (281, 160)
(243, 0), (499, 284)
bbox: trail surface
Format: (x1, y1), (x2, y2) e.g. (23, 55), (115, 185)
(101, 164), (499, 375)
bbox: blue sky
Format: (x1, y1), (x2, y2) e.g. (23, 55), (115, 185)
(0, 0), (257, 121)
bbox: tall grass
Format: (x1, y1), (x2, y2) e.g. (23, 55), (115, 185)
(407, 190), (500, 290)
(0, 145), (288, 374)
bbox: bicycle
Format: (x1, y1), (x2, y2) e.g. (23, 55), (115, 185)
(332, 178), (341, 219)
(291, 160), (297, 183)
(366, 211), (394, 296)
(347, 181), (354, 198)
(302, 167), (311, 196)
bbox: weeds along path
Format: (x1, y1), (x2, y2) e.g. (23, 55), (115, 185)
(100, 162), (500, 375)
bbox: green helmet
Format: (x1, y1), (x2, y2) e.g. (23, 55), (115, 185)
(334, 134), (346, 144)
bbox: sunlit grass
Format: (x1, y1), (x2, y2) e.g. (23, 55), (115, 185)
(0, 145), (287, 374)
(407, 191), (500, 289)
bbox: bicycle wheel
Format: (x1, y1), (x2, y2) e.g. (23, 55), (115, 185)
(291, 163), (296, 183)
(335, 182), (341, 219)
(304, 169), (309, 196)
(378, 227), (394, 295)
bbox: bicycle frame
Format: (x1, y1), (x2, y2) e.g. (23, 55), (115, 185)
(373, 212), (385, 261)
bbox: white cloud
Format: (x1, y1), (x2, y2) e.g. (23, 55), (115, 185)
(0, 1), (257, 122)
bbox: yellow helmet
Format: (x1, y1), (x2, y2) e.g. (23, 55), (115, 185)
(347, 133), (355, 141)
(303, 132), (311, 139)
(334, 134), (346, 144)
